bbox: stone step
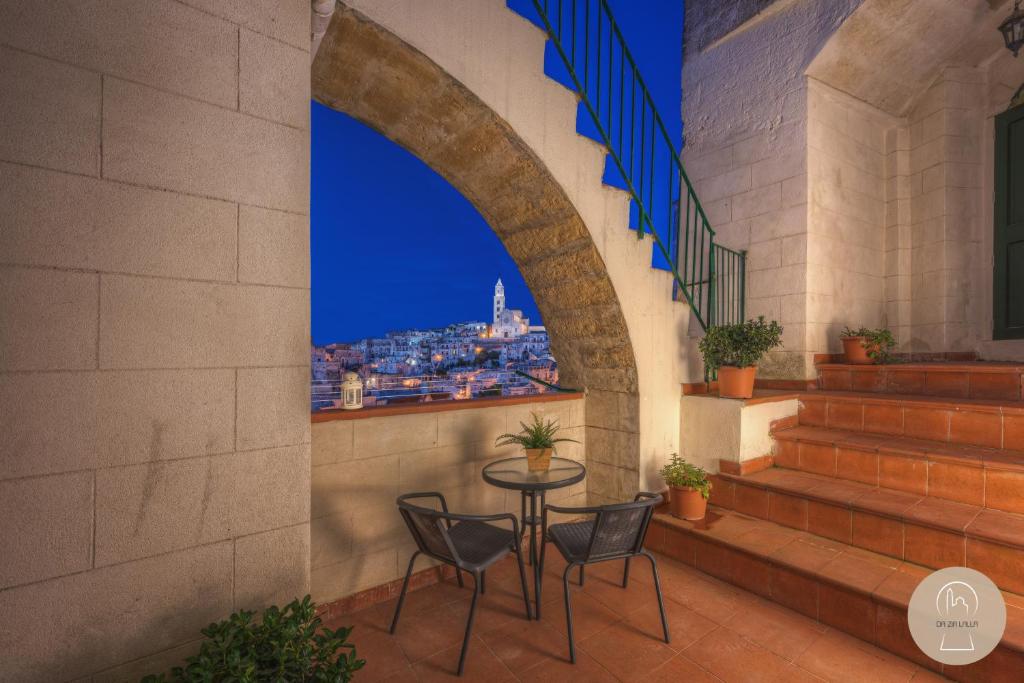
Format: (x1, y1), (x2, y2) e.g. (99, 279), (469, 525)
(772, 425), (1024, 513)
(796, 390), (1024, 450)
(707, 467), (1024, 595)
(817, 362), (1024, 401)
(645, 507), (1024, 682)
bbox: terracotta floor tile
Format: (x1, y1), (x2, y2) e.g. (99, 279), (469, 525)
(942, 645), (1024, 683)
(661, 523), (698, 565)
(477, 616), (568, 674)
(722, 595), (827, 661)
(922, 371), (969, 398)
(968, 371), (1021, 400)
(336, 625), (412, 682)
(728, 550), (773, 598)
(984, 467), (1024, 515)
(903, 497), (981, 532)
(536, 589), (619, 641)
(769, 565), (819, 619)
(903, 525), (965, 569)
(855, 489), (923, 517)
(733, 484), (770, 519)
(851, 368), (886, 393)
(1004, 413), (1024, 451)
(950, 410), (1003, 449)
(806, 478), (877, 505)
(851, 511), (904, 558)
(624, 595), (717, 651)
(578, 618), (677, 681)
(872, 563), (931, 607)
(410, 635), (516, 682)
(582, 563), (664, 618)
(965, 507), (1024, 548)
(683, 626), (795, 682)
(800, 397), (830, 424)
(926, 460), (985, 506)
(694, 536), (739, 582)
(731, 523), (802, 556)
(903, 407), (951, 442)
(774, 438), (800, 468)
(807, 500), (853, 543)
(392, 604), (477, 663)
(817, 582), (876, 642)
(645, 653), (722, 682)
(888, 371), (926, 395)
(662, 572), (754, 622)
(516, 648), (618, 683)
(829, 400), (865, 431)
(709, 475), (736, 508)
(819, 551), (896, 593)
(967, 538), (1024, 594)
(874, 601), (938, 670)
(795, 629), (919, 683)
(837, 447), (879, 485)
(371, 665), (420, 682)
(878, 453), (928, 495)
(768, 492), (808, 530)
(864, 402), (905, 436)
(771, 537), (842, 573)
(800, 442), (838, 477)
(819, 370), (853, 392)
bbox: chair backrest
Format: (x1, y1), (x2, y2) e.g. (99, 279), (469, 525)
(586, 494), (660, 561)
(397, 499), (457, 563)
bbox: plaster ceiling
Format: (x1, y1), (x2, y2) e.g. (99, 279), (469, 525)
(806, 0), (1016, 116)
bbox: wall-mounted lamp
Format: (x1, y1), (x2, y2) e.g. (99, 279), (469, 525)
(1000, 0), (1024, 57)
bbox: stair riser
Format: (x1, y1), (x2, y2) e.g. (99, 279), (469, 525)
(709, 477), (1024, 595)
(646, 517), (1024, 682)
(798, 395), (1024, 450)
(773, 437), (1024, 515)
(818, 366), (1024, 401)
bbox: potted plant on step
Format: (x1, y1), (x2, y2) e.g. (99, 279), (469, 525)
(840, 326), (895, 365)
(495, 412), (580, 471)
(659, 454), (711, 520)
(699, 316), (783, 399)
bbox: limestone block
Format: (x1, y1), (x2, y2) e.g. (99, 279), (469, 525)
(747, 263), (805, 298)
(750, 204), (804, 242)
(234, 523), (310, 611)
(781, 234), (807, 266)
(0, 47), (100, 175)
(585, 460), (638, 503)
(747, 296), (782, 323)
(585, 390), (639, 434)
(311, 454), (399, 519)
(311, 420), (354, 466)
(311, 512), (351, 571)
(746, 238), (782, 272)
(585, 426), (639, 471)
(344, 500), (409, 557)
(696, 166), (751, 203)
(311, 548), (397, 604)
(99, 275), (308, 369)
(237, 367), (310, 451)
(437, 405), (507, 448)
(238, 205), (310, 288)
(684, 146), (733, 182)
(0, 163), (237, 281)
(95, 445), (309, 565)
(180, 0), (308, 49)
(0, 471), (93, 589)
(399, 445), (476, 492)
(0, 542), (233, 681)
(103, 78), (308, 213)
(240, 29), (310, 129)
(0, 0), (237, 108)
(352, 413), (438, 460)
(0, 267), (98, 372)
(92, 640), (200, 683)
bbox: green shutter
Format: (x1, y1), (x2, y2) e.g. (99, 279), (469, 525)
(994, 104), (1024, 340)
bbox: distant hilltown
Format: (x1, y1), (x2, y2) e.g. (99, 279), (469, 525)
(311, 278), (556, 410)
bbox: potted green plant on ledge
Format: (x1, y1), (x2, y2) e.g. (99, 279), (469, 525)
(495, 412), (580, 471)
(659, 454), (711, 520)
(141, 595), (364, 682)
(840, 326), (895, 365)
(699, 316), (783, 399)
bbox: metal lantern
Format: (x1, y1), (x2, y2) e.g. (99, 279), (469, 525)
(1000, 0), (1024, 57)
(342, 372), (363, 410)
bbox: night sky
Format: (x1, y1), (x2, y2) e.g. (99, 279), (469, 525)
(311, 0), (683, 345)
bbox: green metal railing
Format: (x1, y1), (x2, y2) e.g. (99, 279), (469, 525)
(529, 0), (745, 330)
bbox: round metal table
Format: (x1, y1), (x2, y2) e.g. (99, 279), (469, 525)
(481, 456), (586, 617)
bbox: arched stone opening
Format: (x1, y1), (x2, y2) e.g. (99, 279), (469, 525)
(311, 5), (641, 499)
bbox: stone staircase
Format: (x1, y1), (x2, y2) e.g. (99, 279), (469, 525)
(651, 362), (1024, 681)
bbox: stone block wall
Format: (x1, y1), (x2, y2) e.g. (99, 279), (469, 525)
(0, 1), (311, 680)
(309, 397), (585, 604)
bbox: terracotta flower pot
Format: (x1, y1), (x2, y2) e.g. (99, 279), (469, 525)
(717, 365), (757, 399)
(670, 485), (708, 520)
(841, 336), (877, 365)
(525, 448), (553, 472)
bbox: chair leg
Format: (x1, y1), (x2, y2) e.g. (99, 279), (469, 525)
(642, 551), (670, 644)
(622, 557), (631, 588)
(562, 563), (577, 663)
(455, 567), (464, 588)
(480, 570), (486, 594)
(578, 564), (584, 586)
(513, 542), (532, 620)
(456, 572), (481, 676)
(389, 551), (420, 634)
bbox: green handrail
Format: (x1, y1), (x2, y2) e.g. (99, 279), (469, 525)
(529, 0), (745, 330)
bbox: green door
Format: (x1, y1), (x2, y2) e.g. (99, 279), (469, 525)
(995, 104), (1024, 340)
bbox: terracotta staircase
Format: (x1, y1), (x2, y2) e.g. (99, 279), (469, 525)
(650, 362), (1024, 682)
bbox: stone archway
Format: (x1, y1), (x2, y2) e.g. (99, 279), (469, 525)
(312, 5), (641, 500)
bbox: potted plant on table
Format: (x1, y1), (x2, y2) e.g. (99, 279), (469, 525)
(840, 326), (895, 365)
(698, 316), (783, 399)
(659, 454), (711, 520)
(495, 412), (580, 472)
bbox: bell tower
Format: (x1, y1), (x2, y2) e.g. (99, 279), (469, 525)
(493, 277), (505, 326)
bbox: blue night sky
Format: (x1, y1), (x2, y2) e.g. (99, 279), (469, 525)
(311, 1), (683, 345)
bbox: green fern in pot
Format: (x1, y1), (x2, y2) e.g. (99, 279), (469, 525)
(495, 412), (579, 472)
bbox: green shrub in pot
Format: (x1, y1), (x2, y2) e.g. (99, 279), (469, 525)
(698, 316), (783, 398)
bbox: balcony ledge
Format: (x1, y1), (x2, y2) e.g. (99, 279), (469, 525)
(311, 391), (584, 423)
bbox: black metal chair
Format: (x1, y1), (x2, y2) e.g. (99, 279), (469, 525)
(391, 491), (532, 676)
(539, 492), (669, 663)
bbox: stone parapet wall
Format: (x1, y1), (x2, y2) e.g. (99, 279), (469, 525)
(309, 395), (585, 604)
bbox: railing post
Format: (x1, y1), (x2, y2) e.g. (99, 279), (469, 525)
(708, 244), (716, 329)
